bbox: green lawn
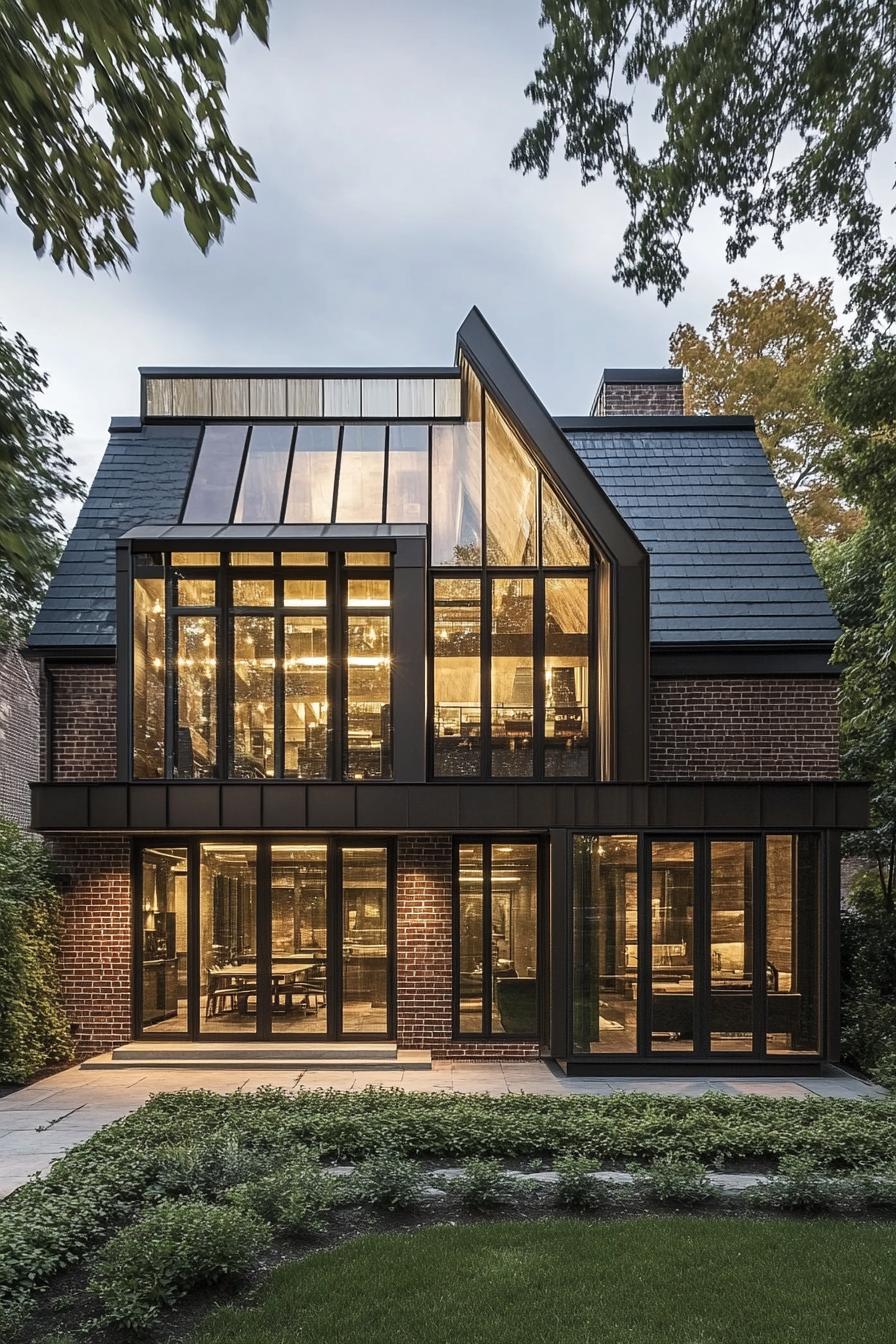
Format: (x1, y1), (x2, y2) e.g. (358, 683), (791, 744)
(192, 1216), (896, 1344)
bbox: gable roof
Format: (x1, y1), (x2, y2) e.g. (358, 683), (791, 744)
(563, 422), (840, 645)
(28, 423), (198, 650)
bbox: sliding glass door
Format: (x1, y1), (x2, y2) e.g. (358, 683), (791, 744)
(135, 839), (394, 1041)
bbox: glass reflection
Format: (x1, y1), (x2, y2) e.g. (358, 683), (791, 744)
(141, 847), (189, 1033)
(434, 578), (481, 777)
(542, 478), (590, 567)
(342, 848), (389, 1034)
(651, 840), (695, 1051)
(431, 422), (482, 565)
(270, 845), (329, 1035)
(386, 424), (429, 523)
(233, 424), (292, 523)
(346, 583), (391, 778)
(485, 397), (537, 566)
(458, 844), (484, 1032)
(175, 615), (217, 777)
(544, 577), (590, 776)
(232, 615), (275, 778)
(182, 425), (247, 524)
(491, 578), (533, 777)
(572, 835), (638, 1053)
(491, 844), (538, 1035)
(200, 843), (257, 1034)
(335, 425), (386, 523)
(133, 577), (165, 778)
(710, 840), (754, 1051)
(767, 835), (820, 1053)
(176, 577), (216, 607)
(283, 426), (339, 524)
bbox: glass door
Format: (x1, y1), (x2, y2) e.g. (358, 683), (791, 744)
(269, 844), (330, 1036)
(339, 846), (391, 1036)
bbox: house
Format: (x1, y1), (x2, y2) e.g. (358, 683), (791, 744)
(25, 309), (867, 1072)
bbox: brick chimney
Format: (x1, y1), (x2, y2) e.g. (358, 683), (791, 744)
(591, 368), (684, 416)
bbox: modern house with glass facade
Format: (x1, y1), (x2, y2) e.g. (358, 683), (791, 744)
(26, 309), (867, 1071)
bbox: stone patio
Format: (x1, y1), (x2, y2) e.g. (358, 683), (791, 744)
(0, 1060), (884, 1200)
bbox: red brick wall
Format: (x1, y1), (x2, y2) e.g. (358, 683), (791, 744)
(650, 677), (840, 780)
(596, 380), (684, 415)
(48, 663), (117, 781)
(50, 835), (131, 1057)
(395, 836), (540, 1060)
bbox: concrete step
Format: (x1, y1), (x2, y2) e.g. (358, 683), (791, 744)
(111, 1040), (398, 1062)
(81, 1044), (431, 1071)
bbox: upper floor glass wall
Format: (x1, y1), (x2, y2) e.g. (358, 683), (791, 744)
(132, 551), (392, 782)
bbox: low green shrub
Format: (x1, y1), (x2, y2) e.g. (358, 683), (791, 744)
(444, 1159), (522, 1211)
(553, 1156), (624, 1211)
(89, 1200), (270, 1332)
(350, 1150), (430, 1211)
(149, 1131), (269, 1201)
(227, 1152), (348, 1234)
(748, 1156), (867, 1213)
(0, 821), (72, 1084)
(632, 1156), (715, 1205)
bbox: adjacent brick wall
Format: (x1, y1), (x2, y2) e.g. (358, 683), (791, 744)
(48, 663), (117, 781)
(50, 835), (131, 1057)
(394, 836), (540, 1060)
(0, 647), (39, 828)
(596, 378), (684, 416)
(650, 677), (840, 780)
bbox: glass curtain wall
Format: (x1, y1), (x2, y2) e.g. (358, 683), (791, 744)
(491, 579), (534, 777)
(139, 847), (189, 1033)
(345, 578), (392, 779)
(572, 836), (638, 1053)
(455, 842), (539, 1038)
(433, 579), (481, 776)
(341, 847), (390, 1034)
(270, 844), (329, 1035)
(544, 577), (590, 776)
(199, 843), (258, 1035)
(570, 833), (822, 1059)
(133, 577), (165, 778)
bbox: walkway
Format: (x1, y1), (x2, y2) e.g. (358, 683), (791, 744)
(0, 1061), (884, 1199)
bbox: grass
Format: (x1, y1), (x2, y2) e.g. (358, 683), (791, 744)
(191, 1216), (896, 1344)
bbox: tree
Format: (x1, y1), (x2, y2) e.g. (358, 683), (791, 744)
(0, 1), (270, 639)
(512, 2), (896, 332)
(670, 276), (860, 542)
(0, 327), (82, 643)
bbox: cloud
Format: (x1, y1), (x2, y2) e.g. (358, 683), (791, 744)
(0, 0), (849, 530)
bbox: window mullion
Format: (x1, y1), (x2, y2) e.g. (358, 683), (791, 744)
(274, 575), (285, 778)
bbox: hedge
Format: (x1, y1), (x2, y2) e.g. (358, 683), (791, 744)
(0, 821), (71, 1084)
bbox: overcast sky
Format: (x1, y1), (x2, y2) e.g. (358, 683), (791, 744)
(2, 2), (847, 528)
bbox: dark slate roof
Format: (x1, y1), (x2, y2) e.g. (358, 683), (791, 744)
(565, 424), (840, 645)
(28, 424), (199, 649)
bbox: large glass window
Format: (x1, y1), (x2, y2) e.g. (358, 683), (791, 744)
(572, 835), (638, 1053)
(431, 421), (482, 565)
(542, 478), (590, 567)
(335, 425), (386, 523)
(233, 425), (293, 524)
(200, 842), (258, 1034)
(485, 397), (537, 566)
(386, 425), (429, 523)
(433, 578), (481, 777)
(710, 840), (754, 1051)
(767, 835), (820, 1054)
(345, 578), (392, 779)
(650, 840), (696, 1052)
(182, 425), (248, 524)
(284, 426), (339, 524)
(270, 844), (329, 1035)
(231, 615), (275, 778)
(284, 580), (329, 779)
(175, 614), (217, 777)
(133, 577), (165, 778)
(545, 577), (590, 776)
(491, 578), (534, 778)
(140, 847), (189, 1033)
(455, 841), (539, 1038)
(341, 847), (390, 1034)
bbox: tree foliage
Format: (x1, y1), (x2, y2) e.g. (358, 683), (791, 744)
(512, 1), (896, 331)
(0, 0), (269, 274)
(670, 276), (860, 542)
(0, 325), (82, 643)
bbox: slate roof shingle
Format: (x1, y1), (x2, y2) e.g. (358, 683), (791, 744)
(566, 425), (840, 645)
(27, 418), (840, 649)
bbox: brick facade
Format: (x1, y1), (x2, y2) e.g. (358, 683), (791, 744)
(650, 676), (840, 780)
(595, 378), (684, 416)
(50, 834), (131, 1057)
(46, 662), (117, 781)
(0, 646), (39, 828)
